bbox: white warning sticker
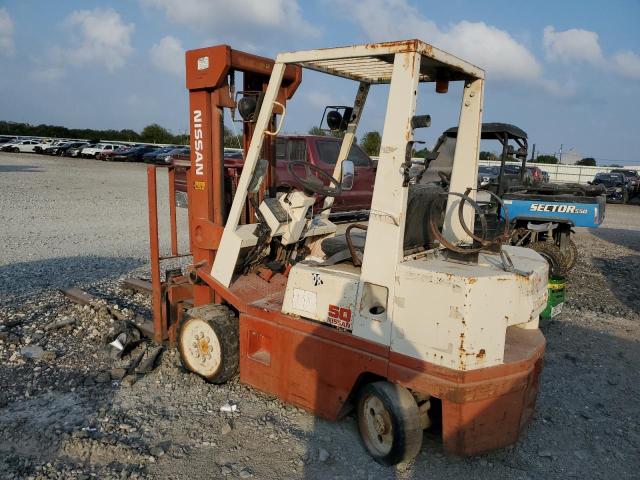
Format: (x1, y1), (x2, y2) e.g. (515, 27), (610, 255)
(197, 56), (209, 70)
(291, 288), (317, 315)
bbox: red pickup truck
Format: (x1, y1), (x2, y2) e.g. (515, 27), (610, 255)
(173, 135), (376, 214)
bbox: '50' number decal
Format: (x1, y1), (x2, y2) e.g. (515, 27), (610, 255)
(328, 305), (352, 330)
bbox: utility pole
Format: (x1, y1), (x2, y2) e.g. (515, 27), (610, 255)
(559, 143), (563, 164)
(530, 143), (536, 162)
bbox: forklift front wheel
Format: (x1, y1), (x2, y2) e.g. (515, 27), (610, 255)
(178, 305), (238, 384)
(357, 382), (423, 465)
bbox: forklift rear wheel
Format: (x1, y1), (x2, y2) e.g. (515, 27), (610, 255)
(178, 304), (238, 384)
(356, 382), (423, 465)
(530, 241), (563, 277)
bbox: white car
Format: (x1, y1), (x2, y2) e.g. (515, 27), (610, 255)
(2, 139), (41, 153)
(80, 143), (121, 158)
(33, 139), (63, 153)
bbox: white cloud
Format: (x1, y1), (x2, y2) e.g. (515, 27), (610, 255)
(0, 7), (15, 56)
(64, 8), (135, 71)
(141, 0), (319, 40)
(544, 25), (640, 81)
(440, 21), (542, 80)
(612, 51), (640, 80)
(150, 35), (184, 76)
(543, 26), (605, 65)
(31, 8), (134, 82)
(330, 0), (542, 82)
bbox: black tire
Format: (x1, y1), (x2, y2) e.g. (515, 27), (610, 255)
(560, 238), (578, 273)
(357, 382), (423, 465)
(530, 241), (563, 277)
(178, 304), (238, 384)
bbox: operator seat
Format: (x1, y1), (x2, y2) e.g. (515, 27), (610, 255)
(320, 184), (444, 261)
(419, 135), (455, 185)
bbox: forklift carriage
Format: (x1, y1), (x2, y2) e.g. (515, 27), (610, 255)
(145, 40), (548, 465)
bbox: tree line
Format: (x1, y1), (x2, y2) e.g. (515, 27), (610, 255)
(0, 121), (189, 145)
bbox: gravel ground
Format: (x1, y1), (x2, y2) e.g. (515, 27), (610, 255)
(1, 152), (639, 479)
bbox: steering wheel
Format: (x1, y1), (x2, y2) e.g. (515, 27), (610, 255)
(287, 160), (342, 197)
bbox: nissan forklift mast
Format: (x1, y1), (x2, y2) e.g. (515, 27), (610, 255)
(184, 46), (301, 307)
(144, 46), (301, 343)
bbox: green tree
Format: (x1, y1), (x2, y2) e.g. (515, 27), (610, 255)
(119, 129), (140, 142)
(412, 146), (430, 158)
(140, 124), (174, 144)
(308, 126), (326, 136)
(533, 155), (559, 164)
(360, 131), (381, 156)
(479, 151), (497, 160)
(0, 119), (187, 144)
(576, 157), (596, 166)
(223, 126), (242, 148)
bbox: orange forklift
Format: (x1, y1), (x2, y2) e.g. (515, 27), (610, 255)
(143, 41), (547, 465)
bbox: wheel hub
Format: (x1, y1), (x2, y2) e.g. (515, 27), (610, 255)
(372, 410), (388, 435)
(363, 396), (393, 454)
(198, 336), (210, 356)
(190, 331), (214, 364)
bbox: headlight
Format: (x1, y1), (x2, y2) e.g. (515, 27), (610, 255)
(615, 188), (622, 192)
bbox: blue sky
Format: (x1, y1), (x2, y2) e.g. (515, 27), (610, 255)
(0, 0), (639, 164)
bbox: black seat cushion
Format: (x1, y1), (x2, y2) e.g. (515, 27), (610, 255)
(320, 184), (444, 257)
(403, 183), (444, 252)
(321, 230), (367, 256)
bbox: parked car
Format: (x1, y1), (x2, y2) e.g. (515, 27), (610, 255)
(610, 169), (640, 197)
(67, 143), (94, 157)
(53, 142), (89, 156)
(33, 139), (60, 154)
(476, 163), (533, 192)
(80, 143), (122, 158)
(502, 163), (535, 187)
(1, 138), (40, 153)
(153, 146), (190, 165)
(43, 141), (71, 155)
(478, 165), (500, 187)
(110, 145), (160, 162)
(526, 165), (544, 185)
(97, 145), (129, 161)
(0, 135), (19, 145)
(592, 172), (630, 203)
(541, 170), (550, 183)
(0, 139), (21, 151)
(142, 146), (179, 163)
(172, 136), (376, 214)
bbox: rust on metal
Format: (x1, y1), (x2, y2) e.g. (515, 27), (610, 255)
(147, 165), (164, 343)
(168, 166), (178, 256)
